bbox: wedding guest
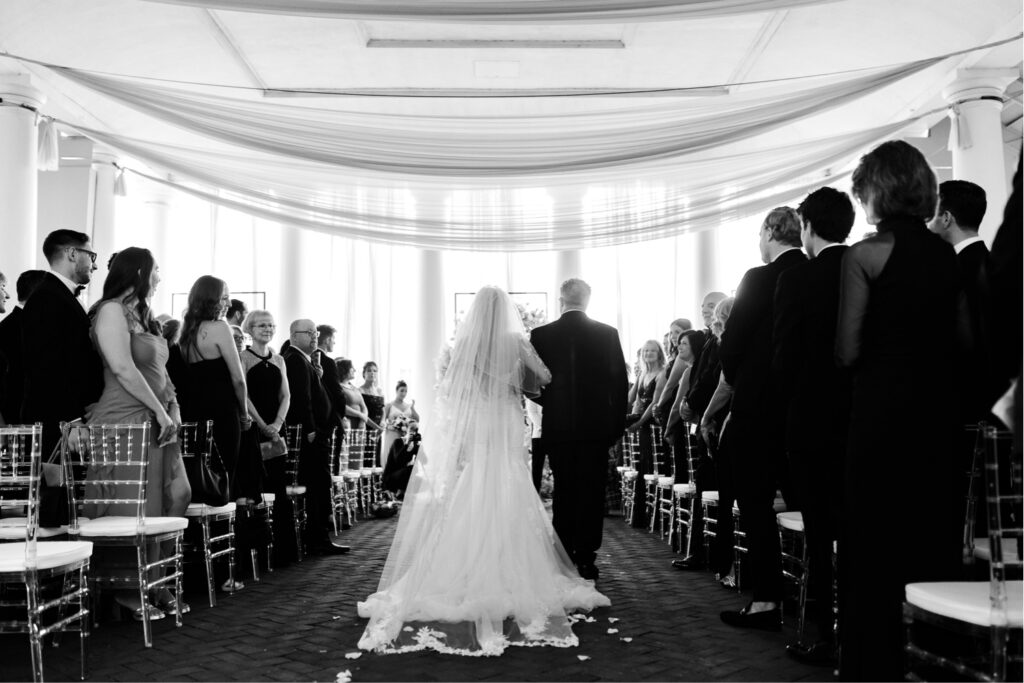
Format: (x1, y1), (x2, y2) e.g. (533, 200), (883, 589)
(381, 380), (420, 470)
(22, 229), (105, 455)
(230, 325), (246, 354)
(225, 299), (247, 327)
(87, 247), (190, 618)
(654, 318), (693, 427)
(160, 318), (181, 346)
(665, 329), (707, 463)
(315, 324), (346, 439)
(718, 206), (806, 631)
(179, 276), (250, 499)
(337, 359), (381, 432)
(284, 320), (347, 555)
(771, 186), (855, 665)
(358, 362), (386, 430)
(836, 140), (962, 681)
(625, 340), (666, 528)
(0, 270), (45, 424)
(240, 310), (292, 563)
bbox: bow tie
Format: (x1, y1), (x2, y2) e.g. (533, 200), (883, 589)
(74, 285), (86, 297)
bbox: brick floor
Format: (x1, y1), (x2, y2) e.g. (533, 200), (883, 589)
(2, 513), (827, 682)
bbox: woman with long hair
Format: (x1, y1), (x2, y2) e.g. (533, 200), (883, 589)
(624, 339), (667, 528)
(178, 276), (250, 501)
(87, 247), (191, 619)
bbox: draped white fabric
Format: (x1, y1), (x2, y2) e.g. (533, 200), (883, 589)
(82, 120), (912, 250)
(136, 0), (840, 22)
(43, 57), (944, 176)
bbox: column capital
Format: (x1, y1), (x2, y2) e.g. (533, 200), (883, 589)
(942, 68), (1019, 104)
(0, 73), (46, 110)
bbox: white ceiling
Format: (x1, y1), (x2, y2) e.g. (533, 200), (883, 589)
(0, 0), (1021, 174)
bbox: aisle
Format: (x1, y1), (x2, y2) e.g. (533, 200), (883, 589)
(2, 513), (821, 682)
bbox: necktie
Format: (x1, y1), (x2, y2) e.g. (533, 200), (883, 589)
(74, 285), (86, 297)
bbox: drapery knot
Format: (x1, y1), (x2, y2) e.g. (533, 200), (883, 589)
(113, 165), (128, 196)
(946, 104), (972, 152)
(37, 115), (60, 171)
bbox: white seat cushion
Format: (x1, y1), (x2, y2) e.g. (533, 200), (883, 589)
(184, 502), (237, 517)
(673, 482), (696, 494)
(78, 516), (188, 537)
(701, 490), (719, 503)
(286, 485), (307, 496)
(0, 524), (68, 540)
(342, 472), (361, 481)
(615, 466), (629, 473)
(905, 581), (1024, 627)
(657, 476), (675, 487)
(777, 511), (804, 532)
(972, 538), (1021, 562)
(359, 468), (374, 476)
(371, 467), (384, 474)
(642, 474), (659, 483)
(0, 541), (94, 572)
(262, 493), (276, 503)
(622, 471), (638, 481)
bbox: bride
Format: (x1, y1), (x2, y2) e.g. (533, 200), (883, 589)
(357, 285), (609, 656)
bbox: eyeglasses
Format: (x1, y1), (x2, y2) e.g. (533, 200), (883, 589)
(70, 247), (98, 264)
(253, 323), (276, 329)
(297, 329), (319, 337)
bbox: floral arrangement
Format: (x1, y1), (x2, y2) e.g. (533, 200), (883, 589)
(434, 342), (454, 385)
(515, 303), (547, 332)
(386, 413), (412, 436)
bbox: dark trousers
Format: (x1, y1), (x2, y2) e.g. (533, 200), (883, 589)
(264, 457), (296, 564)
(733, 462), (778, 602)
(548, 439), (609, 567)
(789, 444), (840, 643)
(531, 437), (546, 492)
(710, 428), (736, 576)
(298, 435), (333, 547)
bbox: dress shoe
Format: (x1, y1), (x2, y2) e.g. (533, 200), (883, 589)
(785, 642), (836, 667)
(577, 563), (599, 581)
(671, 556), (704, 571)
(720, 603), (782, 631)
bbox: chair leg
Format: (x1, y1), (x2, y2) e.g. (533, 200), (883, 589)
(174, 533), (184, 628)
(26, 572), (44, 683)
(137, 545), (153, 648)
(797, 554), (809, 646)
(80, 562), (90, 682)
(202, 516), (216, 608)
(228, 513), (237, 596)
(293, 495), (305, 562)
(684, 499), (696, 558)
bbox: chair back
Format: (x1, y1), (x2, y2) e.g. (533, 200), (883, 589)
(678, 423), (698, 483)
(650, 423), (667, 476)
(622, 430), (639, 470)
(283, 425), (303, 487)
(0, 424), (43, 562)
(178, 420), (215, 463)
(345, 428), (367, 470)
(62, 421), (152, 536)
(364, 429), (381, 468)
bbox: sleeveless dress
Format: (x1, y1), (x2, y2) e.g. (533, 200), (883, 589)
(86, 302), (188, 519)
(185, 355), (241, 499)
(363, 391), (385, 428)
(626, 376), (657, 527)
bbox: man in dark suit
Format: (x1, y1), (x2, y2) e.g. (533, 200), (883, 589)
(718, 207), (807, 630)
(0, 269), (47, 424)
(21, 230), (104, 455)
(315, 324), (347, 436)
(283, 319), (348, 555)
(530, 278), (628, 580)
(928, 180), (999, 423)
(772, 188), (855, 663)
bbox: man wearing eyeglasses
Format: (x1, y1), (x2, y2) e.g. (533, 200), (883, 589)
(283, 319), (349, 555)
(21, 229), (104, 455)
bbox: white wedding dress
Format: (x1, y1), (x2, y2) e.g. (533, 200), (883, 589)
(357, 286), (609, 656)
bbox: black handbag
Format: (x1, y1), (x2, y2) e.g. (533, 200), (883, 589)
(184, 437), (231, 507)
(39, 443), (70, 527)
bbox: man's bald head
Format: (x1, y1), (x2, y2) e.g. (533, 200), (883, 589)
(700, 291), (728, 328)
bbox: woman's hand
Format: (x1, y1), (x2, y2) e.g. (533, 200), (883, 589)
(155, 408), (177, 447)
(700, 419), (718, 444)
(680, 401), (694, 422)
(261, 422), (279, 438)
(168, 403), (183, 432)
(240, 413), (253, 431)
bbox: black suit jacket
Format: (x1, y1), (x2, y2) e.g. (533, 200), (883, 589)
(315, 349), (346, 431)
(283, 346), (331, 439)
(772, 245), (850, 451)
(956, 240), (1000, 420)
(685, 331), (720, 419)
(530, 310), (628, 445)
(719, 248), (807, 455)
(0, 306), (26, 422)
(21, 274), (103, 451)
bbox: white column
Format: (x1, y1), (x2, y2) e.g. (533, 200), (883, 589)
(693, 228), (718, 315)
(143, 184), (173, 315)
(277, 224), (307, 330)
(0, 75), (45, 283)
(942, 69), (1017, 243)
(554, 250), (582, 294)
(90, 147), (118, 253)
(415, 248), (445, 432)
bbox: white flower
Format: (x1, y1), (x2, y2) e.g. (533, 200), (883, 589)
(608, 617), (619, 623)
(620, 637), (633, 643)
(577, 655), (591, 662)
(607, 628), (619, 634)
(335, 670), (352, 683)
(344, 652), (362, 660)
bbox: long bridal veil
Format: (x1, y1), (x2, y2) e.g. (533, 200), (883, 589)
(357, 285), (609, 656)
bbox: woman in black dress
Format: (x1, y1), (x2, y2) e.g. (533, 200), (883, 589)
(179, 276), (250, 500)
(359, 361), (385, 429)
(836, 140), (962, 681)
(625, 339), (666, 528)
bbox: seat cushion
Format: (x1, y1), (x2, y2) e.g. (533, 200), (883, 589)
(777, 511), (804, 532)
(262, 493), (276, 503)
(658, 476), (675, 487)
(701, 490), (719, 503)
(0, 540), (94, 572)
(0, 524), (68, 540)
(78, 516), (188, 537)
(286, 485), (307, 496)
(673, 482), (696, 494)
(642, 474), (659, 483)
(905, 581), (1024, 627)
(184, 502), (237, 517)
